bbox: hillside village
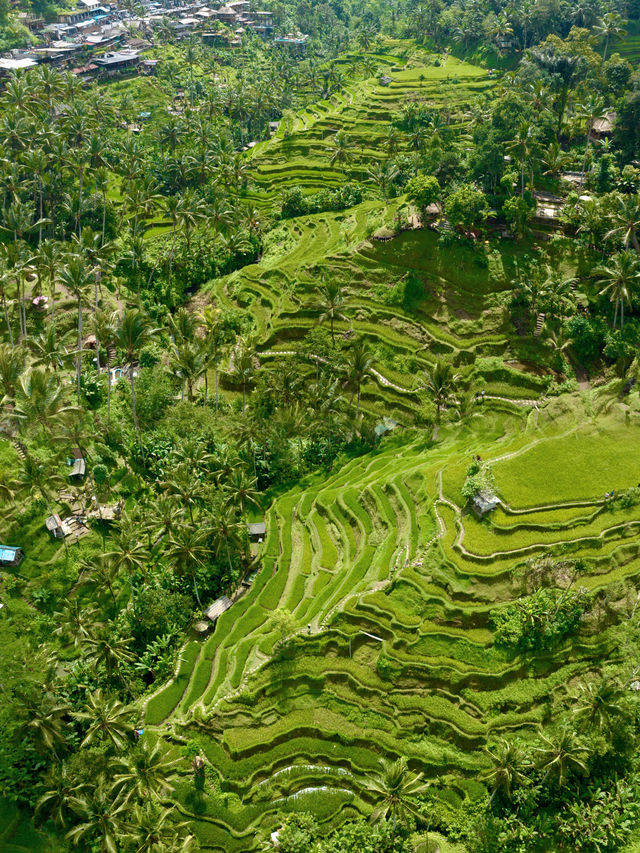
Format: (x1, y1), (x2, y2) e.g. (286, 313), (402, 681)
(2, 0), (307, 79)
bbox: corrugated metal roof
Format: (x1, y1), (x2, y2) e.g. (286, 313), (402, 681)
(205, 596), (232, 622)
(0, 546), (21, 562)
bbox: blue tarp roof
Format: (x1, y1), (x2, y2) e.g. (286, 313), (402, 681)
(0, 546), (20, 562)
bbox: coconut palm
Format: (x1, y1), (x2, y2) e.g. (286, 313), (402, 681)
(73, 688), (132, 750)
(367, 757), (429, 841)
(534, 727), (589, 787)
(114, 308), (157, 439)
(108, 517), (151, 579)
(575, 95), (606, 178)
(111, 740), (178, 803)
(344, 338), (372, 421)
(594, 250), (640, 329)
(53, 600), (104, 650)
(93, 308), (118, 429)
(605, 194), (640, 252)
(58, 254), (94, 404)
(36, 764), (89, 828)
(573, 673), (625, 732)
(316, 280), (347, 345)
(223, 469), (260, 516)
(29, 322), (72, 372)
(12, 453), (64, 512)
(171, 341), (205, 402)
(84, 633), (136, 689)
(124, 803), (196, 853)
(16, 694), (69, 758)
(198, 305), (229, 410)
(483, 738), (530, 803)
(12, 366), (77, 435)
(77, 555), (122, 608)
(165, 523), (211, 607)
(594, 12), (627, 65)
(161, 463), (205, 524)
(329, 129), (355, 177)
(506, 122), (538, 197)
(418, 360), (460, 425)
(66, 786), (128, 853)
(0, 341), (26, 400)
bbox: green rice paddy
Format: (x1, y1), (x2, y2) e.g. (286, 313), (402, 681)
(140, 41), (640, 851)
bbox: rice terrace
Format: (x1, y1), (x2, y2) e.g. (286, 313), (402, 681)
(2, 2), (640, 853)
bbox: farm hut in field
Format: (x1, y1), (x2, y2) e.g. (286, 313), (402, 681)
(247, 521), (266, 543)
(0, 546), (24, 567)
(45, 514), (65, 539)
(69, 457), (86, 480)
(205, 596), (233, 623)
(471, 491), (500, 519)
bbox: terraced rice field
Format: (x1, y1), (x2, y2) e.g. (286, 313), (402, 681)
(145, 392), (640, 850)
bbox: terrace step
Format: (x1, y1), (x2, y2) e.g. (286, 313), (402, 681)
(534, 313), (545, 336)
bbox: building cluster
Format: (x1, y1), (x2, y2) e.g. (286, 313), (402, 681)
(1, 0), (308, 79)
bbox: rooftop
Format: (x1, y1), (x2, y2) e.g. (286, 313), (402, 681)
(205, 596), (233, 622)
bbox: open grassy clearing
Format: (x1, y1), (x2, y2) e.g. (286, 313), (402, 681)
(144, 390), (640, 850)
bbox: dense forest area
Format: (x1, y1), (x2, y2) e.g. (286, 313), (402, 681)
(1, 0), (640, 851)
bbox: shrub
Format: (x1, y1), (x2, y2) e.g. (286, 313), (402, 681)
(491, 587), (589, 651)
(280, 183), (363, 219)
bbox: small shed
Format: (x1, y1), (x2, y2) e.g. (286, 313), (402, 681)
(205, 596), (233, 622)
(247, 521), (266, 543)
(379, 75), (392, 86)
(472, 491), (500, 519)
(70, 458), (86, 479)
(45, 514), (65, 539)
(0, 546), (24, 567)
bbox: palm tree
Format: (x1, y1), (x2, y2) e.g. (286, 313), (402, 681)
(77, 555), (122, 608)
(223, 469), (260, 516)
(36, 764), (88, 828)
(93, 308), (118, 429)
(329, 130), (355, 177)
(112, 740), (178, 803)
(483, 738), (530, 803)
(316, 280), (347, 345)
(506, 122), (537, 197)
(530, 50), (583, 137)
(16, 695), (69, 758)
(418, 360), (460, 425)
(58, 254), (94, 404)
(594, 12), (627, 65)
(115, 308), (157, 440)
(575, 95), (606, 178)
(345, 338), (372, 421)
(12, 366), (77, 436)
(230, 336), (257, 411)
(84, 633), (136, 688)
(534, 727), (589, 787)
(161, 464), (205, 524)
(29, 322), (72, 372)
(12, 453), (64, 513)
(573, 674), (624, 732)
(594, 250), (640, 329)
(124, 803), (196, 853)
(109, 518), (150, 579)
(605, 194), (640, 252)
(73, 688), (132, 750)
(53, 600), (104, 650)
(367, 757), (429, 842)
(171, 341), (205, 402)
(0, 341), (26, 400)
(66, 786), (128, 853)
(165, 523), (210, 607)
(145, 494), (185, 546)
(367, 161), (400, 200)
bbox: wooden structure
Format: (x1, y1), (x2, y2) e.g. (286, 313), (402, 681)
(205, 596), (233, 623)
(0, 546), (24, 567)
(471, 491), (500, 519)
(45, 514), (65, 539)
(247, 521), (266, 543)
